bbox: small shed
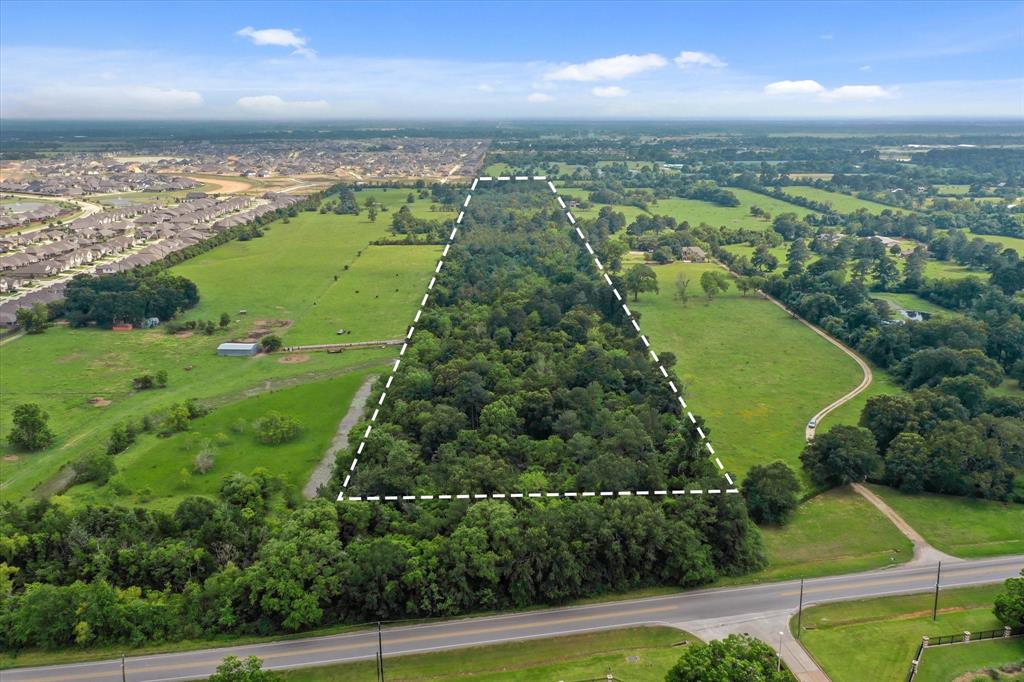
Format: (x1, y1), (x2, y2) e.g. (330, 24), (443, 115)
(217, 342), (259, 357)
(112, 324), (133, 332)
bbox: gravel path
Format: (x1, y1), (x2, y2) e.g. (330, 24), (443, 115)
(303, 374), (377, 499)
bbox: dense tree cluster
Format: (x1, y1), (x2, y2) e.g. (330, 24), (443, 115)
(63, 272), (199, 328)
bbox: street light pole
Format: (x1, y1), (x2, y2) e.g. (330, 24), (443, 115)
(778, 630), (784, 673)
(377, 620), (385, 681)
(932, 561), (942, 621)
(121, 654), (126, 682)
(796, 578), (804, 640)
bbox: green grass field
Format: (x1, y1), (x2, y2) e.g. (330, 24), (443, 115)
(781, 186), (911, 215)
(731, 487), (914, 583)
(864, 485), (1024, 558)
(816, 365), (901, 432)
(650, 188), (819, 231)
(917, 639), (1024, 682)
(797, 585), (1009, 682)
(275, 627), (694, 682)
(1, 191), (440, 502)
(284, 245), (442, 344)
(871, 292), (960, 316)
(627, 262), (864, 480)
(933, 184), (972, 196)
(63, 372), (375, 511)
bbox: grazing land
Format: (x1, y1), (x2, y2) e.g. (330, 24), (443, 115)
(872, 292), (960, 316)
(864, 484), (1024, 558)
(276, 627), (694, 682)
(781, 186), (912, 214)
(627, 261), (864, 479)
(651, 188), (819, 230)
(797, 585), (1008, 682)
(64, 372), (377, 511)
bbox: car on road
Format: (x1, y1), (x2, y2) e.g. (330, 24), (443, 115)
(808, 418), (817, 429)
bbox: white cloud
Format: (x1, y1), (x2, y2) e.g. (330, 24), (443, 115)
(527, 92), (553, 103)
(236, 95), (329, 114)
(236, 26), (315, 58)
(477, 83), (495, 92)
(859, 65), (873, 71)
(674, 51), (727, 69)
(820, 33), (835, 40)
(764, 80), (826, 96)
(820, 84), (894, 101)
(544, 53), (667, 81)
(592, 86), (629, 98)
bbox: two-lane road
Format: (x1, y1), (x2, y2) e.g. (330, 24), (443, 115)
(5, 554), (1021, 682)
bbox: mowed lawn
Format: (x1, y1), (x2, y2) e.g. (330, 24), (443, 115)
(285, 244), (442, 344)
(64, 372), (374, 511)
(865, 484), (1024, 558)
(627, 262), (864, 480)
(276, 626), (694, 682)
(916, 639), (1024, 682)
(727, 487), (914, 583)
(781, 186), (912, 215)
(798, 585), (1009, 682)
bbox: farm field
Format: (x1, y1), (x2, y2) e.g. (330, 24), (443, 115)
(556, 187), (650, 223)
(923, 257), (985, 280)
(864, 484), (1024, 558)
(273, 244), (441, 345)
(276, 627), (695, 682)
(1, 192), (441, 502)
(64, 372), (376, 511)
(171, 195), (425, 331)
(650, 187), (819, 231)
(916, 639), (1024, 682)
(626, 261), (864, 480)
(973, 231), (1024, 254)
(797, 585), (1008, 682)
(729, 487), (914, 583)
(781, 186), (912, 215)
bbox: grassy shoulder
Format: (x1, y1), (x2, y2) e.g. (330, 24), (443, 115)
(917, 639), (1024, 682)
(274, 626), (694, 682)
(628, 261), (864, 481)
(796, 584), (1007, 682)
(865, 484), (1024, 559)
(720, 486), (914, 584)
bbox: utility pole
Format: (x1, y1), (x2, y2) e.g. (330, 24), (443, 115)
(777, 630), (784, 673)
(121, 654), (126, 682)
(796, 578), (805, 640)
(932, 561), (942, 621)
(377, 620), (385, 681)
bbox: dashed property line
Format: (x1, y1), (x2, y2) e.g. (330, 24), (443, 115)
(340, 174), (737, 502)
(346, 489), (740, 502)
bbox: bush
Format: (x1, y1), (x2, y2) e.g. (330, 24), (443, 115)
(742, 461), (801, 525)
(193, 447), (215, 475)
(208, 655), (271, 682)
(260, 334), (282, 353)
(73, 453), (117, 485)
(106, 423), (136, 455)
(254, 412), (301, 445)
(665, 634), (795, 681)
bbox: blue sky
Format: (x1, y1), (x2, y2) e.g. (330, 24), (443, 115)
(1, 0), (1021, 119)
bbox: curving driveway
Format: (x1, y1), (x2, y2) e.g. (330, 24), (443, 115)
(754, 291), (873, 442)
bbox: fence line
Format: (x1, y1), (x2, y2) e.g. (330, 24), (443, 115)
(906, 625), (1023, 681)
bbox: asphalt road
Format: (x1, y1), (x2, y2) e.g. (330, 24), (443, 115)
(5, 554), (1021, 682)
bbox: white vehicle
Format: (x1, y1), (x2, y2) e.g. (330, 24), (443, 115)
(808, 419), (818, 429)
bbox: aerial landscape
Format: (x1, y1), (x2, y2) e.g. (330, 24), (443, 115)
(0, 1), (1022, 681)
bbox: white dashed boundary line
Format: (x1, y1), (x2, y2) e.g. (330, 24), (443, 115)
(338, 176), (738, 502)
